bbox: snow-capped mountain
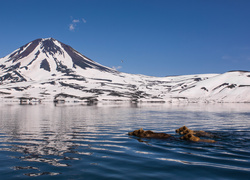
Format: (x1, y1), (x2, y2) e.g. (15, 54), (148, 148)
(0, 38), (115, 82)
(0, 38), (250, 104)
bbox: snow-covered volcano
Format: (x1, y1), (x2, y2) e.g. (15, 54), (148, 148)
(0, 38), (250, 104)
(0, 38), (115, 82)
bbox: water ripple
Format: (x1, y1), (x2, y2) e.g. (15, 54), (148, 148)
(0, 104), (250, 179)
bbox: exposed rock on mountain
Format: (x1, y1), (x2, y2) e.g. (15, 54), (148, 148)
(0, 38), (250, 104)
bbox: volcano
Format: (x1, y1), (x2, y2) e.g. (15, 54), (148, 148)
(0, 38), (250, 104)
(0, 38), (116, 83)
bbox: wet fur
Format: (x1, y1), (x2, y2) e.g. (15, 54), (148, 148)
(180, 133), (215, 143)
(129, 126), (216, 143)
(128, 128), (172, 139)
(176, 126), (215, 138)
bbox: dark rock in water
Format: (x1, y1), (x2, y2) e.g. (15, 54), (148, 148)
(128, 128), (172, 139)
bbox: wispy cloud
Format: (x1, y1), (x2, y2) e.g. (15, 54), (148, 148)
(82, 18), (87, 23)
(72, 19), (80, 23)
(69, 17), (87, 31)
(69, 24), (75, 31)
(112, 66), (122, 70)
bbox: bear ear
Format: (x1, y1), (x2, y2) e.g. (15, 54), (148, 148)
(183, 126), (187, 130)
(188, 134), (192, 138)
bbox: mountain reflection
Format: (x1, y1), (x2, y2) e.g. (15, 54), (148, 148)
(7, 129), (81, 167)
(1, 103), (250, 178)
(0, 104), (110, 176)
(2, 128), (91, 171)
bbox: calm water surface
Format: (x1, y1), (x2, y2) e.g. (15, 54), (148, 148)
(0, 103), (250, 180)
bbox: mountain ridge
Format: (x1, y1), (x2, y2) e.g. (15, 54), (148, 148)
(2, 38), (116, 74)
(0, 38), (250, 104)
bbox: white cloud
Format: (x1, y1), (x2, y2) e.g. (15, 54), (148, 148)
(73, 19), (80, 23)
(112, 66), (122, 70)
(69, 17), (87, 31)
(82, 18), (87, 23)
(69, 24), (75, 31)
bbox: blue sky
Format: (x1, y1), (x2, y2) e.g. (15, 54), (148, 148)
(0, 0), (250, 76)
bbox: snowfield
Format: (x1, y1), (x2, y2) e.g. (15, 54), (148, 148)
(0, 38), (250, 104)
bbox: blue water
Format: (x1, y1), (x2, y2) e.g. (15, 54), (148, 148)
(0, 103), (250, 180)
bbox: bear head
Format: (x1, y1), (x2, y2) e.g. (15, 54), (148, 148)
(175, 126), (188, 134)
(180, 129), (194, 135)
(180, 133), (200, 142)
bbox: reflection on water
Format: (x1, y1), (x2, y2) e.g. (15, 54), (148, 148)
(0, 103), (250, 179)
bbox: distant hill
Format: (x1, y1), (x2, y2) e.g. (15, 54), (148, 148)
(1, 38), (250, 104)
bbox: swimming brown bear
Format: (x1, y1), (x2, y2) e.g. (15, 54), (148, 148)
(176, 126), (215, 138)
(129, 127), (216, 143)
(180, 133), (215, 143)
(128, 128), (172, 139)
(175, 126), (188, 134)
